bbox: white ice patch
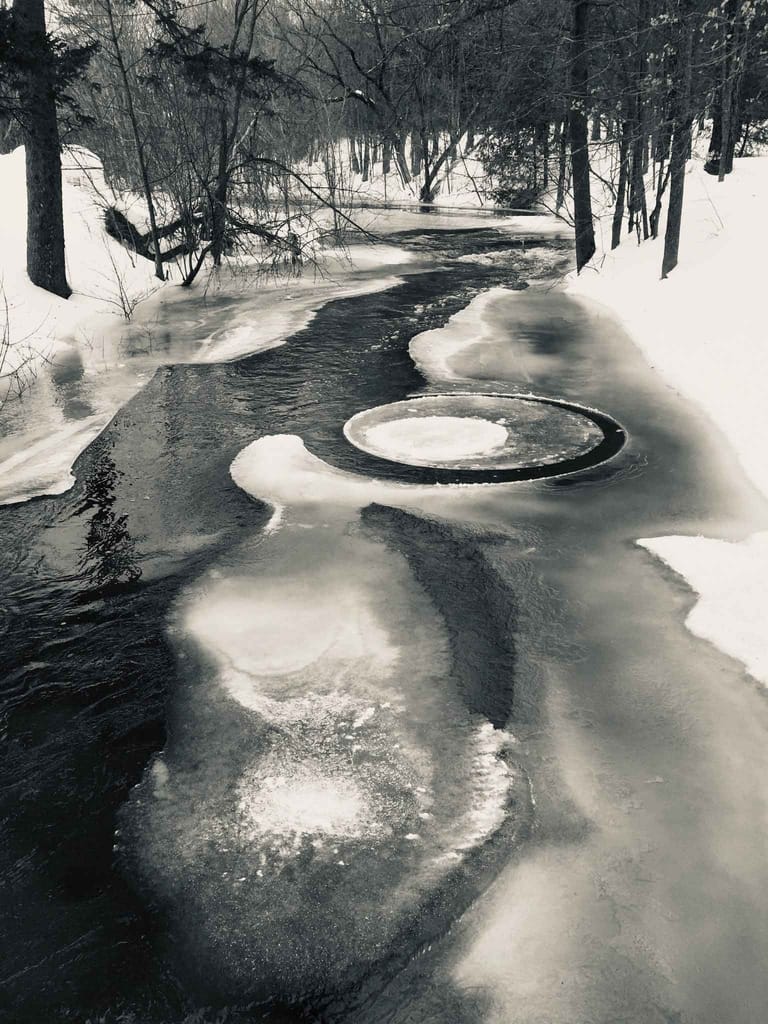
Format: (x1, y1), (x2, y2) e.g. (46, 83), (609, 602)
(238, 761), (372, 841)
(230, 433), (464, 513)
(638, 532), (768, 686)
(409, 286), (516, 383)
(363, 415), (508, 463)
(433, 723), (513, 866)
(0, 412), (111, 505)
(219, 672), (399, 729)
(185, 576), (400, 683)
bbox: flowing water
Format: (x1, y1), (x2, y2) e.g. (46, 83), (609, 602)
(1, 217), (768, 1024)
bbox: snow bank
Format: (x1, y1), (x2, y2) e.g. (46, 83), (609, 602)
(568, 156), (768, 685)
(638, 533), (768, 685)
(0, 146), (160, 383)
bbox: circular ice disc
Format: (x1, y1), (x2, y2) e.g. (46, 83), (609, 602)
(343, 393), (610, 472)
(364, 415), (508, 463)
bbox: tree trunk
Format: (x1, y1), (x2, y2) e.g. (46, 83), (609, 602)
(556, 116), (569, 213)
(705, 92), (722, 174)
(649, 157), (671, 238)
(393, 134), (411, 185)
(628, 0), (649, 240)
(210, 112), (230, 267)
(536, 122), (550, 190)
(410, 132), (422, 177)
(12, 0), (71, 298)
(662, 7), (694, 279)
(611, 120), (630, 249)
(569, 0), (596, 272)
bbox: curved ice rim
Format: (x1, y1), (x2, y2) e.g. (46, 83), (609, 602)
(342, 391), (628, 483)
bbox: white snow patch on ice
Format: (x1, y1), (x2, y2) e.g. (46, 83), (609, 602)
(238, 762), (371, 841)
(433, 723), (513, 866)
(185, 575), (399, 682)
(363, 415), (507, 463)
(638, 532), (768, 686)
(409, 286), (516, 383)
(0, 412), (111, 505)
(229, 434), (515, 521)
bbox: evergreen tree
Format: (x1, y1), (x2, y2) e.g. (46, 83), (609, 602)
(0, 0), (94, 298)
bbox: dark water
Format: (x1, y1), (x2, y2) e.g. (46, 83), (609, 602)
(0, 234), (559, 1023)
(2, 225), (767, 1024)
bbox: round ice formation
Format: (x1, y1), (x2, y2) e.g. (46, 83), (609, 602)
(344, 393), (612, 472)
(238, 764), (370, 841)
(364, 415), (508, 463)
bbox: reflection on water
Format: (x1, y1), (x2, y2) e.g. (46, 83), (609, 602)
(76, 451), (142, 588)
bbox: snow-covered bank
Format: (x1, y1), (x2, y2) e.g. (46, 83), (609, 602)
(568, 156), (768, 685)
(0, 146), (160, 386)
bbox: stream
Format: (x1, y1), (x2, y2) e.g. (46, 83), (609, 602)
(2, 215), (768, 1024)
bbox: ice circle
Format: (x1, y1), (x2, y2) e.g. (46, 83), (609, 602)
(344, 393), (622, 474)
(364, 415), (508, 463)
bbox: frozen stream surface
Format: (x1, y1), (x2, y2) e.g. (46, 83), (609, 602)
(1, 218), (768, 1024)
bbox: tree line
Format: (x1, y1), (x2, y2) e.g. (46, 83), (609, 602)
(1, 0), (767, 298)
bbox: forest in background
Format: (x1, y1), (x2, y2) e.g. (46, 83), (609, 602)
(1, 0), (768, 292)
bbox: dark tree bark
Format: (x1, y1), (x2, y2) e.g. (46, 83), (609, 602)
(12, 0), (71, 298)
(627, 0), (649, 240)
(649, 156), (671, 238)
(556, 116), (569, 213)
(210, 111), (230, 267)
(569, 0), (596, 272)
(410, 132), (422, 176)
(611, 120), (630, 249)
(392, 133), (411, 184)
(536, 122), (550, 189)
(705, 94), (722, 174)
(628, 125), (649, 240)
(662, 5), (694, 279)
